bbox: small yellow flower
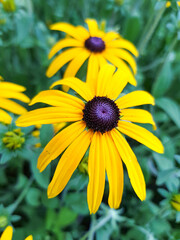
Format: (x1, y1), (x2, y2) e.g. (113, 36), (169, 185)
(0, 0), (16, 12)
(166, 1), (180, 7)
(0, 216), (8, 228)
(16, 64), (164, 214)
(2, 128), (25, 150)
(47, 19), (138, 88)
(171, 194), (180, 211)
(0, 226), (33, 240)
(0, 80), (30, 124)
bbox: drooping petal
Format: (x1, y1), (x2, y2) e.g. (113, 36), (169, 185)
(116, 91), (155, 109)
(46, 48), (82, 78)
(50, 78), (94, 102)
(0, 109), (12, 124)
(30, 90), (84, 109)
(37, 121), (86, 172)
(104, 132), (124, 209)
(103, 32), (120, 42)
(48, 130), (93, 198)
(1, 226), (13, 240)
(48, 38), (83, 59)
(111, 129), (146, 201)
(106, 39), (139, 57)
(0, 82), (26, 92)
(16, 107), (83, 127)
(0, 91), (30, 103)
(118, 121), (164, 153)
(121, 109), (156, 130)
(87, 132), (106, 214)
(96, 64), (116, 96)
(0, 98), (27, 115)
(64, 49), (90, 78)
(85, 19), (99, 36)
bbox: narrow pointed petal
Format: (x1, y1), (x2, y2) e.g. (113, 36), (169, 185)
(48, 38), (83, 59)
(64, 49), (90, 78)
(0, 91), (30, 103)
(75, 26), (90, 39)
(103, 32), (120, 42)
(0, 82), (26, 92)
(0, 109), (12, 124)
(1, 226), (13, 240)
(111, 129), (146, 201)
(116, 91), (155, 109)
(118, 121), (164, 153)
(50, 78), (94, 102)
(87, 132), (106, 214)
(46, 48), (82, 78)
(121, 109), (156, 130)
(104, 132), (124, 209)
(38, 121), (86, 172)
(106, 39), (139, 57)
(85, 19), (99, 36)
(30, 90), (84, 109)
(96, 64), (116, 96)
(16, 107), (83, 127)
(48, 130), (93, 198)
(0, 98), (27, 115)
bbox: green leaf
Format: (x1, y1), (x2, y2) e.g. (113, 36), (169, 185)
(56, 207), (77, 228)
(123, 16), (141, 42)
(26, 188), (41, 207)
(40, 124), (54, 147)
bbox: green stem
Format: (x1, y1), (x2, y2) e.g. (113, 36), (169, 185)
(138, 3), (166, 54)
(7, 176), (34, 214)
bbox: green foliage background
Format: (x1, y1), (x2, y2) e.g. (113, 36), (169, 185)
(0, 0), (180, 239)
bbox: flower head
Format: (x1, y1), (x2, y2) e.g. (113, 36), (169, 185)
(46, 19), (138, 87)
(0, 226), (32, 240)
(166, 1), (180, 8)
(16, 64), (164, 214)
(171, 194), (180, 211)
(0, 80), (30, 124)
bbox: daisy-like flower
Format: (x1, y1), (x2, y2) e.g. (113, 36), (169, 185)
(0, 80), (30, 124)
(16, 65), (164, 214)
(46, 19), (138, 87)
(0, 226), (32, 240)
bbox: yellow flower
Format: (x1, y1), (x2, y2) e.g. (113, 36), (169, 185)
(171, 194), (180, 211)
(16, 64), (164, 214)
(47, 19), (138, 87)
(0, 80), (30, 124)
(166, 1), (180, 7)
(0, 226), (33, 240)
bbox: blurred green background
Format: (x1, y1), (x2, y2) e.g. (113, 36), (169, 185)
(0, 0), (180, 239)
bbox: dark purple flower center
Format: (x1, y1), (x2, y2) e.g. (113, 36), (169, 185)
(85, 37), (105, 52)
(83, 96), (120, 134)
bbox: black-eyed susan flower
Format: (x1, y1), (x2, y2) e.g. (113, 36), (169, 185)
(16, 64), (164, 214)
(166, 1), (180, 7)
(0, 226), (32, 240)
(46, 19), (138, 87)
(0, 80), (30, 124)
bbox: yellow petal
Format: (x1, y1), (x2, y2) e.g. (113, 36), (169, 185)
(1, 226), (13, 240)
(46, 48), (82, 78)
(0, 98), (27, 115)
(30, 90), (84, 109)
(24, 236), (33, 240)
(105, 132), (124, 209)
(0, 82), (26, 92)
(0, 109), (12, 124)
(75, 26), (90, 39)
(38, 121), (86, 172)
(103, 51), (137, 86)
(103, 31), (120, 42)
(50, 78), (94, 102)
(48, 38), (83, 59)
(118, 121), (164, 153)
(0, 91), (30, 103)
(50, 22), (85, 41)
(97, 54), (107, 67)
(48, 130), (93, 198)
(108, 48), (137, 74)
(111, 129), (146, 201)
(121, 109), (156, 130)
(96, 64), (116, 96)
(64, 49), (90, 78)
(116, 90), (155, 109)
(106, 39), (139, 57)
(87, 132), (106, 214)
(85, 19), (99, 36)
(16, 107), (83, 127)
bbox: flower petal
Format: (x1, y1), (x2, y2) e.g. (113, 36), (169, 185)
(0, 109), (12, 124)
(25, 236), (33, 240)
(16, 107), (83, 127)
(0, 91), (30, 103)
(87, 132), (106, 214)
(111, 129), (146, 201)
(38, 121), (86, 172)
(121, 109), (156, 130)
(48, 130), (93, 198)
(1, 226), (13, 240)
(85, 19), (99, 36)
(116, 91), (155, 109)
(0, 98), (27, 115)
(118, 121), (164, 153)
(103, 32), (120, 42)
(50, 78), (94, 102)
(104, 132), (124, 209)
(48, 38), (83, 59)
(46, 48), (82, 78)
(30, 90), (84, 109)
(75, 26), (90, 39)
(0, 82), (26, 92)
